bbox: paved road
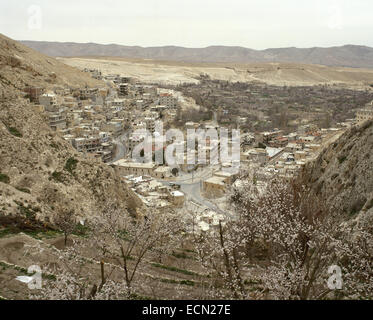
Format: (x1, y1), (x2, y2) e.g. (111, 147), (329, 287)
(172, 165), (219, 185)
(162, 179), (220, 212)
(157, 162), (234, 215)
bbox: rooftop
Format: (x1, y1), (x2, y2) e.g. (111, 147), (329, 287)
(154, 166), (171, 173)
(113, 160), (157, 169)
(266, 147), (283, 158)
(214, 171), (234, 177)
(171, 191), (184, 197)
(204, 176), (226, 186)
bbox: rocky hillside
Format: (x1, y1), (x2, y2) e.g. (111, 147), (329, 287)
(21, 40), (373, 68)
(300, 120), (373, 219)
(0, 35), (140, 225)
(0, 33), (102, 92)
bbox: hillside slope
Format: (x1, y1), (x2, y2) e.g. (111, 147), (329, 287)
(0, 34), (140, 224)
(0, 34), (102, 91)
(300, 120), (373, 218)
(20, 40), (373, 68)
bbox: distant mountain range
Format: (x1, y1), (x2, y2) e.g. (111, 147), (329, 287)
(20, 41), (373, 69)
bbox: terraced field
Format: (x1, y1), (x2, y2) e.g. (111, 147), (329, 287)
(0, 230), (210, 300)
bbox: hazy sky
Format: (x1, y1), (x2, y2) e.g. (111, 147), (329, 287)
(1, 0), (372, 49)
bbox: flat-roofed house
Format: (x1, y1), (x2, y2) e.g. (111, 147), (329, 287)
(112, 160), (157, 177)
(49, 112), (67, 131)
(213, 171), (237, 185)
(153, 166), (172, 179)
(169, 190), (185, 208)
(39, 93), (57, 110)
(203, 176), (227, 198)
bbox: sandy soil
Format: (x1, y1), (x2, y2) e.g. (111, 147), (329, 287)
(59, 57), (373, 88)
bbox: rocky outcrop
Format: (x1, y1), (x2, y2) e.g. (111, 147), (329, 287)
(300, 120), (373, 219)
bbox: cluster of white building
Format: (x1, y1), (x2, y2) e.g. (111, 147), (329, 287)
(122, 174), (185, 210)
(27, 74), (182, 163)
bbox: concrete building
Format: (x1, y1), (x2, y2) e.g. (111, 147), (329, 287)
(136, 100), (146, 110)
(144, 117), (157, 133)
(266, 147), (283, 160)
(242, 148), (267, 165)
(356, 101), (373, 123)
(118, 83), (129, 96)
(102, 121), (123, 137)
(112, 160), (157, 177)
(97, 143), (114, 163)
(72, 136), (102, 153)
(203, 176), (227, 198)
(48, 111), (67, 131)
(169, 190), (185, 208)
(122, 174), (181, 211)
(39, 93), (58, 110)
(63, 96), (78, 109)
(143, 85), (157, 96)
(159, 93), (178, 108)
(285, 143), (303, 153)
(108, 98), (128, 108)
(295, 150), (307, 161)
(213, 171), (237, 185)
(268, 136), (288, 147)
(153, 166), (172, 179)
(257, 130), (283, 144)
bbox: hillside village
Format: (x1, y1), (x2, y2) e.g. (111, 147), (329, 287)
(0, 33), (373, 301)
(19, 66), (373, 218)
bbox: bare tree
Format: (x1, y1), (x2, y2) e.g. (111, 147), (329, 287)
(54, 207), (76, 247)
(32, 248), (129, 300)
(192, 177), (373, 300)
(30, 204), (184, 300)
(89, 204), (183, 298)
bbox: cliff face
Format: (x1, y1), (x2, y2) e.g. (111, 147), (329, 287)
(300, 120), (373, 219)
(0, 35), (140, 223)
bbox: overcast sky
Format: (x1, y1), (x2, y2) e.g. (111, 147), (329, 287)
(0, 0), (372, 49)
